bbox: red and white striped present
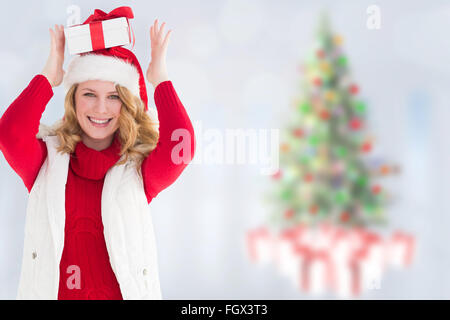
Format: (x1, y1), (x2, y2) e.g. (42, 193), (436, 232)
(64, 7), (135, 55)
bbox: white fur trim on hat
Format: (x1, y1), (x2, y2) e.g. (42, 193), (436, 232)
(62, 54), (140, 97)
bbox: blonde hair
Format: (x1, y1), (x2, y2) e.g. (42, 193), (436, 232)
(54, 83), (160, 180)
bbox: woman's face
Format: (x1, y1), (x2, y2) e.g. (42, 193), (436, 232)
(74, 80), (122, 150)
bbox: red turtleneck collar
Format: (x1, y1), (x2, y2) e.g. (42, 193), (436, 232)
(70, 132), (122, 181)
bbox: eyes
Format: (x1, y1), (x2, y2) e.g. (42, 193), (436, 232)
(83, 92), (120, 100)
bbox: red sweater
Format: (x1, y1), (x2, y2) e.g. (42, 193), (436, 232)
(0, 75), (195, 299)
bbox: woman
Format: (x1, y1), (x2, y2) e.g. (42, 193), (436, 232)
(0, 12), (195, 300)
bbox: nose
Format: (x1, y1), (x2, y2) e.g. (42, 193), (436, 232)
(93, 97), (108, 114)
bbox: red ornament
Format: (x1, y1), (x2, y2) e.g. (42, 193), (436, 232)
(372, 184), (382, 194)
(304, 173), (314, 183)
(340, 211), (350, 222)
(349, 84), (359, 95)
(320, 109), (330, 120)
(293, 128), (304, 138)
(284, 209), (295, 219)
(316, 49), (325, 59)
(313, 78), (322, 86)
(349, 117), (362, 130)
(309, 205), (318, 215)
(361, 141), (372, 153)
(272, 170), (282, 180)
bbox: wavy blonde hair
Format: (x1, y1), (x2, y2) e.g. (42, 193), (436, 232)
(54, 83), (160, 180)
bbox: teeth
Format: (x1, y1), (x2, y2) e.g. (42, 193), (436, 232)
(89, 117), (110, 124)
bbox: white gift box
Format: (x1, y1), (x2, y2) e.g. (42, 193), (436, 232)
(246, 227), (273, 265)
(64, 17), (132, 55)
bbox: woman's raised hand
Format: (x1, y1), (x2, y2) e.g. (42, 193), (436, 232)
(41, 24), (65, 88)
(146, 19), (171, 88)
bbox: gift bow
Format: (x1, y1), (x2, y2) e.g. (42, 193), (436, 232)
(83, 6), (134, 23)
(82, 6), (136, 51)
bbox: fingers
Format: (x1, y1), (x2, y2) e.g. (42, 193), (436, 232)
(162, 29), (172, 49)
(151, 19), (171, 45)
(159, 22), (166, 40)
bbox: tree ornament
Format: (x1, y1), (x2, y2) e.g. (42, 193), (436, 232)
(332, 105), (344, 116)
(335, 190), (348, 204)
(361, 141), (372, 153)
(284, 209), (295, 219)
(304, 173), (314, 183)
(357, 176), (368, 187)
(319, 61), (331, 74)
(325, 90), (336, 102)
(340, 211), (350, 222)
(280, 143), (290, 153)
(337, 55), (347, 66)
(281, 188), (293, 200)
(333, 34), (344, 46)
(354, 101), (366, 114)
(380, 165), (390, 175)
(320, 109), (330, 121)
(372, 184), (382, 194)
(293, 128), (304, 138)
(309, 135), (320, 146)
(313, 77), (322, 86)
(316, 49), (325, 59)
(300, 102), (312, 114)
(309, 204), (319, 215)
(335, 146), (347, 158)
(349, 84), (359, 95)
(349, 117), (362, 130)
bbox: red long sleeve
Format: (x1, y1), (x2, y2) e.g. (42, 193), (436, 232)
(0, 76), (195, 202)
(142, 81), (196, 203)
(0, 74), (52, 192)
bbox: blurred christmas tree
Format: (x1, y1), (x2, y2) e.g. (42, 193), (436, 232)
(265, 13), (398, 230)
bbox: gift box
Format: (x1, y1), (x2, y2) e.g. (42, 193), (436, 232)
(274, 227), (303, 277)
(246, 227), (273, 265)
(386, 231), (416, 268)
(64, 17), (134, 55)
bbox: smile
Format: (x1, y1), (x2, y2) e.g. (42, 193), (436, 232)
(88, 116), (113, 126)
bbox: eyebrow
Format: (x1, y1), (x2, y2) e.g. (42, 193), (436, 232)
(82, 88), (118, 94)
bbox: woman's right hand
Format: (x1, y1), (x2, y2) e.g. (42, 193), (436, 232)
(40, 24), (65, 88)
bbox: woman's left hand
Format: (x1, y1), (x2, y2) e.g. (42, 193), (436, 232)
(146, 19), (172, 89)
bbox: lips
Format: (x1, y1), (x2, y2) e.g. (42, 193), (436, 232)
(88, 116), (113, 126)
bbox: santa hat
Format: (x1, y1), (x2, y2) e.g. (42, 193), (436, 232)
(62, 6), (149, 111)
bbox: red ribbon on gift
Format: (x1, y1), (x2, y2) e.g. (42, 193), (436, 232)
(75, 6), (136, 52)
(293, 244), (334, 293)
(246, 227), (271, 263)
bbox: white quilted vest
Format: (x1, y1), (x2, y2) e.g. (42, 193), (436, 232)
(16, 132), (163, 300)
